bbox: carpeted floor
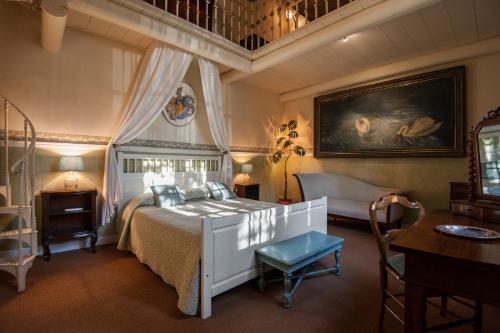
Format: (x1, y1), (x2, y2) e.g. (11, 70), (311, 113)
(0, 223), (498, 333)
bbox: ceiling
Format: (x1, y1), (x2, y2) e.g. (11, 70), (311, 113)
(65, 9), (233, 74)
(240, 0), (500, 95)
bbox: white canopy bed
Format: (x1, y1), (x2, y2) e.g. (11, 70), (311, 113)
(101, 42), (328, 319)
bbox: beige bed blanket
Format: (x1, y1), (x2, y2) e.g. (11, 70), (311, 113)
(117, 195), (282, 315)
(117, 194), (201, 315)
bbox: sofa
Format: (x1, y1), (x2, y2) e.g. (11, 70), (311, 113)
(294, 173), (406, 230)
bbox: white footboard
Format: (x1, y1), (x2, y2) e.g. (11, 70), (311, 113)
(200, 197), (327, 318)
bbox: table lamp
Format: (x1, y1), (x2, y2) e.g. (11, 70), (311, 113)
(241, 163), (253, 184)
(59, 156), (84, 190)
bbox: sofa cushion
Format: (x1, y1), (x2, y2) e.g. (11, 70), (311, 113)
(327, 198), (402, 223)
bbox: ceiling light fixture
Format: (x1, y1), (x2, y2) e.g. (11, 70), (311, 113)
(342, 36), (349, 42)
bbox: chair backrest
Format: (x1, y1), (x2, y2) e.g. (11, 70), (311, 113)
(368, 195), (425, 263)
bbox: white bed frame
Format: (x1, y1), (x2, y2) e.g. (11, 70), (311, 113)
(117, 147), (328, 319)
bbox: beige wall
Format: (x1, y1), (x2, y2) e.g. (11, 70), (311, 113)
(278, 52), (500, 212)
(0, 2), (142, 136)
(225, 81), (282, 148)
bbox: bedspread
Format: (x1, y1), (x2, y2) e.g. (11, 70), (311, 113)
(117, 195), (282, 315)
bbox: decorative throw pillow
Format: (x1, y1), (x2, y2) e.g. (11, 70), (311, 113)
(150, 185), (185, 207)
(206, 182), (236, 200)
(182, 186), (211, 201)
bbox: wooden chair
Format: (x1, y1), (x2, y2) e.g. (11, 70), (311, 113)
(369, 195), (482, 332)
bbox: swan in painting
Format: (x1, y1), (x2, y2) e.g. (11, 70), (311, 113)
(354, 117), (371, 137)
(396, 117), (443, 137)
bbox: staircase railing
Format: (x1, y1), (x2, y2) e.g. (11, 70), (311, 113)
(139, 0), (355, 51)
(1, 94), (37, 244)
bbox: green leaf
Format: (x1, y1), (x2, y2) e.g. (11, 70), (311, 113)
(272, 151), (282, 164)
(276, 136), (286, 145)
(294, 146), (305, 156)
(283, 140), (293, 149)
(279, 124), (287, 132)
(288, 120), (297, 130)
(288, 130), (298, 138)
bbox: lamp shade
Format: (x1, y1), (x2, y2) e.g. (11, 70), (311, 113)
(59, 156), (84, 171)
(241, 163), (253, 174)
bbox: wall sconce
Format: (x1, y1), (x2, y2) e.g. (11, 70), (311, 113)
(59, 156), (84, 190)
(241, 163), (254, 184)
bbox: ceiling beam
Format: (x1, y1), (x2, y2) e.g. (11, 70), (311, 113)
(280, 36), (500, 102)
(68, 0), (252, 73)
(222, 0), (442, 84)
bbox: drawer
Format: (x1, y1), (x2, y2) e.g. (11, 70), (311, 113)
(483, 208), (500, 224)
(451, 202), (480, 218)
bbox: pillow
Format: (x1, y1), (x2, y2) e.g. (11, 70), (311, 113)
(206, 182), (236, 200)
(182, 186), (211, 201)
(150, 185), (185, 207)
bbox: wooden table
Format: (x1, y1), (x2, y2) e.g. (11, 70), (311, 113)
(390, 211), (500, 333)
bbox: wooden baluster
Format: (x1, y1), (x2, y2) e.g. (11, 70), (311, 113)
(186, 0), (190, 22)
(205, 0), (209, 30)
(337, 0), (340, 10)
(176, 0), (180, 17)
(166, 0), (168, 11)
(250, 0), (254, 50)
(222, 0), (226, 38)
(314, 0), (318, 20)
(214, 0), (218, 34)
(196, 0), (200, 26)
(278, 0), (282, 38)
(324, 0), (328, 14)
(237, 0), (241, 44)
(230, 0), (233, 41)
(257, 0), (260, 46)
(285, 1), (290, 33)
(244, 0), (248, 49)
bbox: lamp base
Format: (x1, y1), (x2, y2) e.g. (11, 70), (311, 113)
(64, 171), (79, 191)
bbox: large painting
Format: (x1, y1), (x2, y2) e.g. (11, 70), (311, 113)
(314, 66), (465, 157)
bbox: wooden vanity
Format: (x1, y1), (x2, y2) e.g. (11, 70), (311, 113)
(451, 199), (500, 224)
(451, 107), (500, 224)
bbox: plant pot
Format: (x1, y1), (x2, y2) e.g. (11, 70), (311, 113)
(278, 198), (292, 205)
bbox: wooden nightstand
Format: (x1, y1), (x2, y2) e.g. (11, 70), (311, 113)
(234, 183), (259, 200)
(41, 189), (98, 261)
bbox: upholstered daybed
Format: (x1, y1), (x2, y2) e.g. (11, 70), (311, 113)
(294, 173), (406, 230)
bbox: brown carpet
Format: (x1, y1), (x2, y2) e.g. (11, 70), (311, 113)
(0, 223), (498, 333)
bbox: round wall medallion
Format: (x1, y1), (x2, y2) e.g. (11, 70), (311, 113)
(163, 83), (197, 127)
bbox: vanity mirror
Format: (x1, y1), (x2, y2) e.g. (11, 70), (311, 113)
(451, 107), (500, 223)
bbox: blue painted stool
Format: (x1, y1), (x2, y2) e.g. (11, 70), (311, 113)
(256, 231), (344, 308)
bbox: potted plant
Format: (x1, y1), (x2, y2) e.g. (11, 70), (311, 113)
(272, 120), (306, 204)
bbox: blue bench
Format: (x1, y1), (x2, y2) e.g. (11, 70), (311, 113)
(256, 231), (344, 308)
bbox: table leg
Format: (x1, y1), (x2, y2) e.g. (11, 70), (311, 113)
(334, 249), (341, 275)
(258, 261), (266, 292)
(405, 281), (427, 333)
(283, 272), (292, 308)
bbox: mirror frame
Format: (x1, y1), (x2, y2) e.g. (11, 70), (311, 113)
(472, 107), (500, 203)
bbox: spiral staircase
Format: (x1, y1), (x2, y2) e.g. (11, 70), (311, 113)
(0, 95), (37, 292)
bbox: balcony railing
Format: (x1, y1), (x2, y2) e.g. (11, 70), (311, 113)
(142, 0), (354, 51)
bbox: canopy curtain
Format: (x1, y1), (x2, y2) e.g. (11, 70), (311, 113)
(101, 42), (192, 225)
(198, 58), (233, 186)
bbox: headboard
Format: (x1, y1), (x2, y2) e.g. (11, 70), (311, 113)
(117, 146), (222, 208)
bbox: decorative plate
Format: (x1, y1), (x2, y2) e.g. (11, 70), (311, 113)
(163, 83), (197, 127)
(435, 224), (500, 240)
